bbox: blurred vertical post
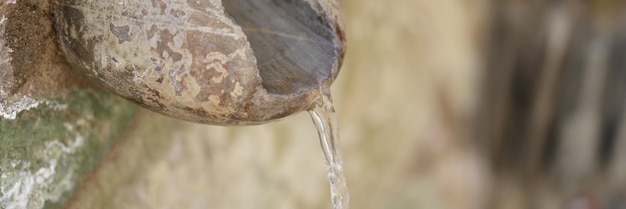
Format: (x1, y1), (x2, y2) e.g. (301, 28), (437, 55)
(476, 0), (626, 208)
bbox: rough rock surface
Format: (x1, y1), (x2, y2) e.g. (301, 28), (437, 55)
(1, 0), (137, 208)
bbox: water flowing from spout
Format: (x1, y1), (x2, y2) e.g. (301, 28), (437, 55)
(309, 90), (350, 209)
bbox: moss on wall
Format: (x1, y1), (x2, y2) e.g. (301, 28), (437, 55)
(1, 0), (138, 207)
(0, 90), (136, 209)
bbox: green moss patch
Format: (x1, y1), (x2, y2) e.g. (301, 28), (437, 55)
(0, 90), (136, 209)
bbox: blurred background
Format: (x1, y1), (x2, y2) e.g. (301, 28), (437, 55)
(56, 0), (626, 208)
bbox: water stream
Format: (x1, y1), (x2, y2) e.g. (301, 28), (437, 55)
(308, 91), (350, 209)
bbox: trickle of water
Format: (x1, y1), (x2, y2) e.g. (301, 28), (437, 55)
(308, 90), (350, 209)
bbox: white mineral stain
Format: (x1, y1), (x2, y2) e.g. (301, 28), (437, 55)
(0, 134), (84, 209)
(0, 97), (68, 120)
(211, 64), (228, 83)
(169, 67), (185, 93)
(231, 82), (243, 97)
(0, 97), (41, 120)
(132, 65), (151, 83)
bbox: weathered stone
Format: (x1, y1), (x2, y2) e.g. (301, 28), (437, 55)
(1, 0), (137, 208)
(53, 0), (346, 125)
